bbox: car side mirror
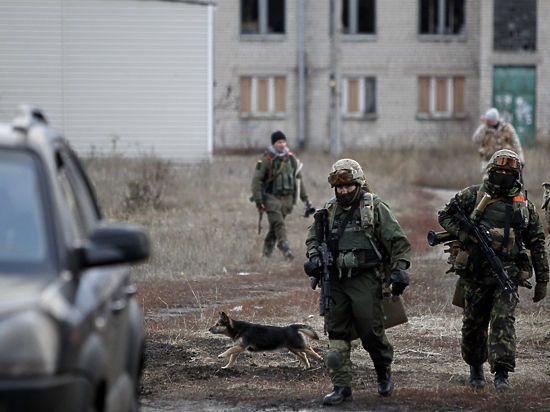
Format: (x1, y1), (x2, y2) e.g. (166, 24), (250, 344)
(79, 222), (150, 268)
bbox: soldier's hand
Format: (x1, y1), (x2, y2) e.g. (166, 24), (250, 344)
(388, 269), (410, 296)
(303, 255), (321, 279)
(533, 281), (547, 303)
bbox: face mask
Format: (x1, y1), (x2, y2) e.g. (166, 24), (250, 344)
(335, 185), (360, 206)
(489, 171), (516, 189)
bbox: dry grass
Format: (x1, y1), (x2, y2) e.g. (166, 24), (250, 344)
(83, 138), (550, 411)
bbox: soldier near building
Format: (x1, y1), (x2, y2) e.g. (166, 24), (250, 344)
(472, 108), (524, 174)
(438, 150), (548, 390)
(251, 130), (310, 259)
(304, 159), (411, 405)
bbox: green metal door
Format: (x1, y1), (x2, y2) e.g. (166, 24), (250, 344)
(492, 66), (536, 147)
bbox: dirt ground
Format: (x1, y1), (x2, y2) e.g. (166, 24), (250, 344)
(136, 188), (550, 411)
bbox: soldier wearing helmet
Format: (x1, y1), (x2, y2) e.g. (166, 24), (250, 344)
(472, 108), (524, 174)
(438, 149), (548, 391)
(251, 131), (311, 260)
(305, 159), (411, 405)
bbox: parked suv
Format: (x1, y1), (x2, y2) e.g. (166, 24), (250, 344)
(0, 106), (149, 412)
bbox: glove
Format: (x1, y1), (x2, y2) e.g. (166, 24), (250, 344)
(388, 269), (410, 296)
(303, 255), (321, 279)
(533, 282), (547, 303)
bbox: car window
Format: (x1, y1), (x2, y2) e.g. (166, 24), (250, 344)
(56, 148), (99, 244)
(0, 150), (52, 273)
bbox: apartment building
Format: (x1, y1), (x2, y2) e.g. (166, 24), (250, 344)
(214, 0), (547, 152)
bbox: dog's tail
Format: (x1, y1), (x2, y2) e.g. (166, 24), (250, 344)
(291, 324), (319, 340)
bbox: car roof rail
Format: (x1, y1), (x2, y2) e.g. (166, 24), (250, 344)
(12, 104), (48, 134)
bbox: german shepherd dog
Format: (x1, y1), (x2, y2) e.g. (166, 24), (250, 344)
(208, 311), (322, 369)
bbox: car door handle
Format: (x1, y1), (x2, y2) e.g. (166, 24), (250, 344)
(125, 284), (137, 297)
(111, 299), (127, 314)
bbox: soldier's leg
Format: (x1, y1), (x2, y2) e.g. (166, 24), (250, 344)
(349, 274), (393, 366)
(323, 279), (353, 405)
(264, 195), (288, 257)
(276, 195), (295, 259)
(461, 282), (492, 367)
(262, 229), (276, 257)
(348, 274), (394, 396)
(488, 286), (517, 374)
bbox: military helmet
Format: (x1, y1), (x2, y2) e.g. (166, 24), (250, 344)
(486, 149), (522, 175)
(328, 158), (366, 187)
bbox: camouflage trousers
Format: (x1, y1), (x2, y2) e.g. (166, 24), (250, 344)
(263, 193), (294, 255)
(461, 279), (517, 373)
(325, 270), (393, 387)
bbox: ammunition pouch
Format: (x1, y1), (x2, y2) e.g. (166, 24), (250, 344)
(336, 249), (380, 278)
(444, 240), (470, 273)
(515, 249), (533, 288)
(488, 228), (515, 252)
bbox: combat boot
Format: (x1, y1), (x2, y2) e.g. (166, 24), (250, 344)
(469, 364), (486, 388)
(322, 386), (352, 405)
(277, 241), (294, 260)
(262, 240), (275, 257)
(375, 365), (393, 397)
(494, 369), (510, 391)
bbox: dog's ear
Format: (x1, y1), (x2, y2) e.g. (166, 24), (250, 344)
(220, 311), (228, 320)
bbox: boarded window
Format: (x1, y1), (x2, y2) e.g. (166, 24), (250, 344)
(240, 77), (251, 113)
(493, 0), (536, 51)
(453, 77), (464, 113)
(257, 78), (269, 112)
(342, 76), (376, 115)
(240, 76), (286, 116)
(274, 77), (286, 112)
(241, 0), (285, 35)
(342, 0), (376, 34)
(436, 78), (447, 112)
(419, 0), (465, 35)
(348, 79), (359, 112)
(418, 76), (465, 117)
(418, 77), (430, 113)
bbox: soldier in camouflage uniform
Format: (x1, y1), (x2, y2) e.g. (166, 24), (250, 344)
(305, 159), (411, 405)
(251, 131), (310, 259)
(472, 108), (524, 174)
(438, 149), (548, 390)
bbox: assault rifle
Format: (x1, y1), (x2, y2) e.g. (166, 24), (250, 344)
(303, 208), (332, 334)
(445, 198), (520, 303)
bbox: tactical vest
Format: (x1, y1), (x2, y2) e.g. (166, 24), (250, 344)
(326, 192), (383, 278)
(474, 187), (529, 259)
(266, 154), (296, 196)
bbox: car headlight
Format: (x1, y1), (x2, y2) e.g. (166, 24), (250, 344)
(0, 310), (59, 376)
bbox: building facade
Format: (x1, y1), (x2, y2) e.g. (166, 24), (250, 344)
(0, 0), (214, 162)
(214, 0), (547, 152)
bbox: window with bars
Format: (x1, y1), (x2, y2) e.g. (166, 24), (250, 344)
(342, 0), (376, 35)
(419, 0), (465, 37)
(418, 76), (465, 118)
(241, 0), (285, 35)
(240, 76), (286, 116)
(341, 77), (376, 117)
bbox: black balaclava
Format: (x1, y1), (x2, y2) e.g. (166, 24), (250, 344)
(335, 184), (361, 207)
(488, 170), (516, 191)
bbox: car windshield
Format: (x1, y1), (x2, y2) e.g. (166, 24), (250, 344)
(0, 150), (53, 273)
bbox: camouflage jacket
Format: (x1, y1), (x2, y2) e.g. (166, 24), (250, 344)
(305, 193), (411, 273)
(251, 147), (308, 206)
(472, 122), (524, 163)
(438, 184), (549, 283)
